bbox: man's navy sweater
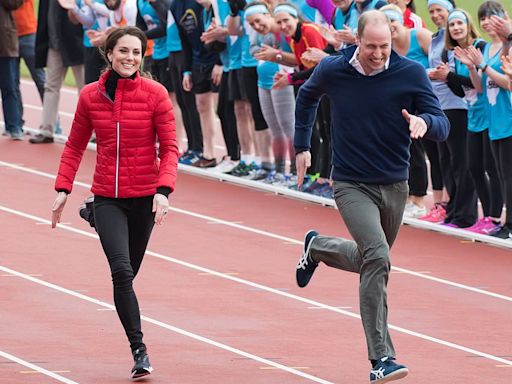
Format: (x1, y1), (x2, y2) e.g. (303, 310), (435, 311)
(294, 45), (450, 185)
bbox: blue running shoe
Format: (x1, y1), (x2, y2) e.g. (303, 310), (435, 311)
(370, 357), (408, 383)
(296, 230), (319, 288)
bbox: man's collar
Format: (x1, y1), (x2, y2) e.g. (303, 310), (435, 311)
(349, 47), (390, 76)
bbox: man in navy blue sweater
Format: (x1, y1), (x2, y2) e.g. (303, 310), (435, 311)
(294, 10), (449, 384)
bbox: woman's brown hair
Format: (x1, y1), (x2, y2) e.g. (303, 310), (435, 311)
(100, 26), (152, 78)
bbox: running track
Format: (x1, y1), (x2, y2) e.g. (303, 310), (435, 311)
(0, 81), (511, 383)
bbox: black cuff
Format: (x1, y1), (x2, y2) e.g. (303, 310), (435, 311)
(156, 187), (171, 198)
(57, 189), (70, 195)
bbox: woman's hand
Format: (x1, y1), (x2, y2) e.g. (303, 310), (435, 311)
(272, 72), (290, 90)
(502, 54), (512, 78)
(182, 73), (193, 92)
(301, 47), (328, 66)
(153, 193), (169, 225)
(454, 46), (474, 67)
(52, 192), (68, 228)
(253, 44), (279, 62)
(465, 45), (484, 67)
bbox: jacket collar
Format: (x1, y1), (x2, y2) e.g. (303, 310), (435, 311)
(98, 69), (141, 94)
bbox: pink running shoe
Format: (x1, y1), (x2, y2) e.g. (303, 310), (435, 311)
(419, 204), (446, 223)
(466, 217), (501, 235)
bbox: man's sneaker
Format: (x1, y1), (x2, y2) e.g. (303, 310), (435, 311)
(131, 348), (153, 379)
(370, 357), (408, 383)
(418, 203), (446, 223)
(403, 202), (427, 218)
(29, 134), (54, 144)
(296, 230), (319, 288)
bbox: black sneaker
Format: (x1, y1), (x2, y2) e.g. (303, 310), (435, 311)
(370, 356), (408, 383)
(131, 348), (153, 379)
(296, 230), (319, 288)
(491, 225), (512, 239)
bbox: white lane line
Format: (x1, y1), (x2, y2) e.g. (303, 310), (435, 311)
(18, 102), (75, 119)
(0, 350), (79, 384)
(1, 205), (511, 367)
(1, 159), (511, 303)
(0, 266), (333, 384)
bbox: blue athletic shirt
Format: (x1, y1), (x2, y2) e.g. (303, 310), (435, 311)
(241, 0), (258, 68)
(166, 7), (182, 52)
(333, 2), (356, 31)
(138, 0), (168, 60)
(428, 29), (467, 110)
(345, 0), (386, 33)
(254, 33), (292, 90)
(406, 29), (428, 69)
(217, 0), (232, 72)
(483, 44), (512, 140)
(78, 0), (109, 48)
(456, 40), (488, 133)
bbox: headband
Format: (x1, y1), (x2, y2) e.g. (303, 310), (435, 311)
(244, 4), (270, 20)
(427, 0), (454, 12)
(448, 10), (467, 24)
(382, 9), (404, 25)
(273, 4), (298, 18)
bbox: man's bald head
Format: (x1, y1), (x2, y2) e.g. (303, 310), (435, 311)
(357, 10), (392, 39)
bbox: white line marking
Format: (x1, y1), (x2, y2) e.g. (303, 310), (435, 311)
(0, 350), (79, 384)
(19, 102), (75, 119)
(1, 160), (511, 303)
(0, 265), (333, 384)
(1, 205), (511, 367)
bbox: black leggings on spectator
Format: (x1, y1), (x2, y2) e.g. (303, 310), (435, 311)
(438, 109), (478, 227)
(490, 136), (512, 226)
(217, 71), (240, 160)
(421, 138), (444, 192)
(408, 139), (428, 197)
(467, 130), (503, 218)
(93, 195), (155, 352)
(169, 52), (203, 153)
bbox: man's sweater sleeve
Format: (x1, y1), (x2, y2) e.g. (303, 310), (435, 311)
(413, 66), (450, 142)
(294, 59), (327, 153)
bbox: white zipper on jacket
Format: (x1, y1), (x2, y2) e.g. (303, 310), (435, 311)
(115, 121), (120, 198)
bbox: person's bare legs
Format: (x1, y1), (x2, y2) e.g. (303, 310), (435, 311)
(195, 92), (217, 159)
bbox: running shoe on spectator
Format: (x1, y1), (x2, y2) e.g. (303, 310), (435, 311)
(179, 150), (202, 165)
(214, 157), (239, 173)
(244, 165), (268, 181)
(230, 161), (258, 177)
(491, 225), (512, 239)
(418, 203), (446, 223)
(403, 202), (427, 218)
(194, 157), (217, 168)
(465, 217), (501, 235)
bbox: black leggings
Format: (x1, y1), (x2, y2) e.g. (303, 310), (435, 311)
(467, 130), (503, 218)
(490, 137), (512, 226)
(217, 71), (240, 160)
(438, 109), (478, 227)
(169, 52), (203, 153)
(94, 196), (155, 352)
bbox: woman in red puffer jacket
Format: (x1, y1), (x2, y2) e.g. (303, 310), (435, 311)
(51, 26), (178, 380)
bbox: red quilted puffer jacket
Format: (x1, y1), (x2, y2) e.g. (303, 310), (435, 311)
(55, 70), (179, 198)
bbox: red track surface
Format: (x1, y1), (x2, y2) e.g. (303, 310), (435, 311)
(1, 81), (511, 383)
